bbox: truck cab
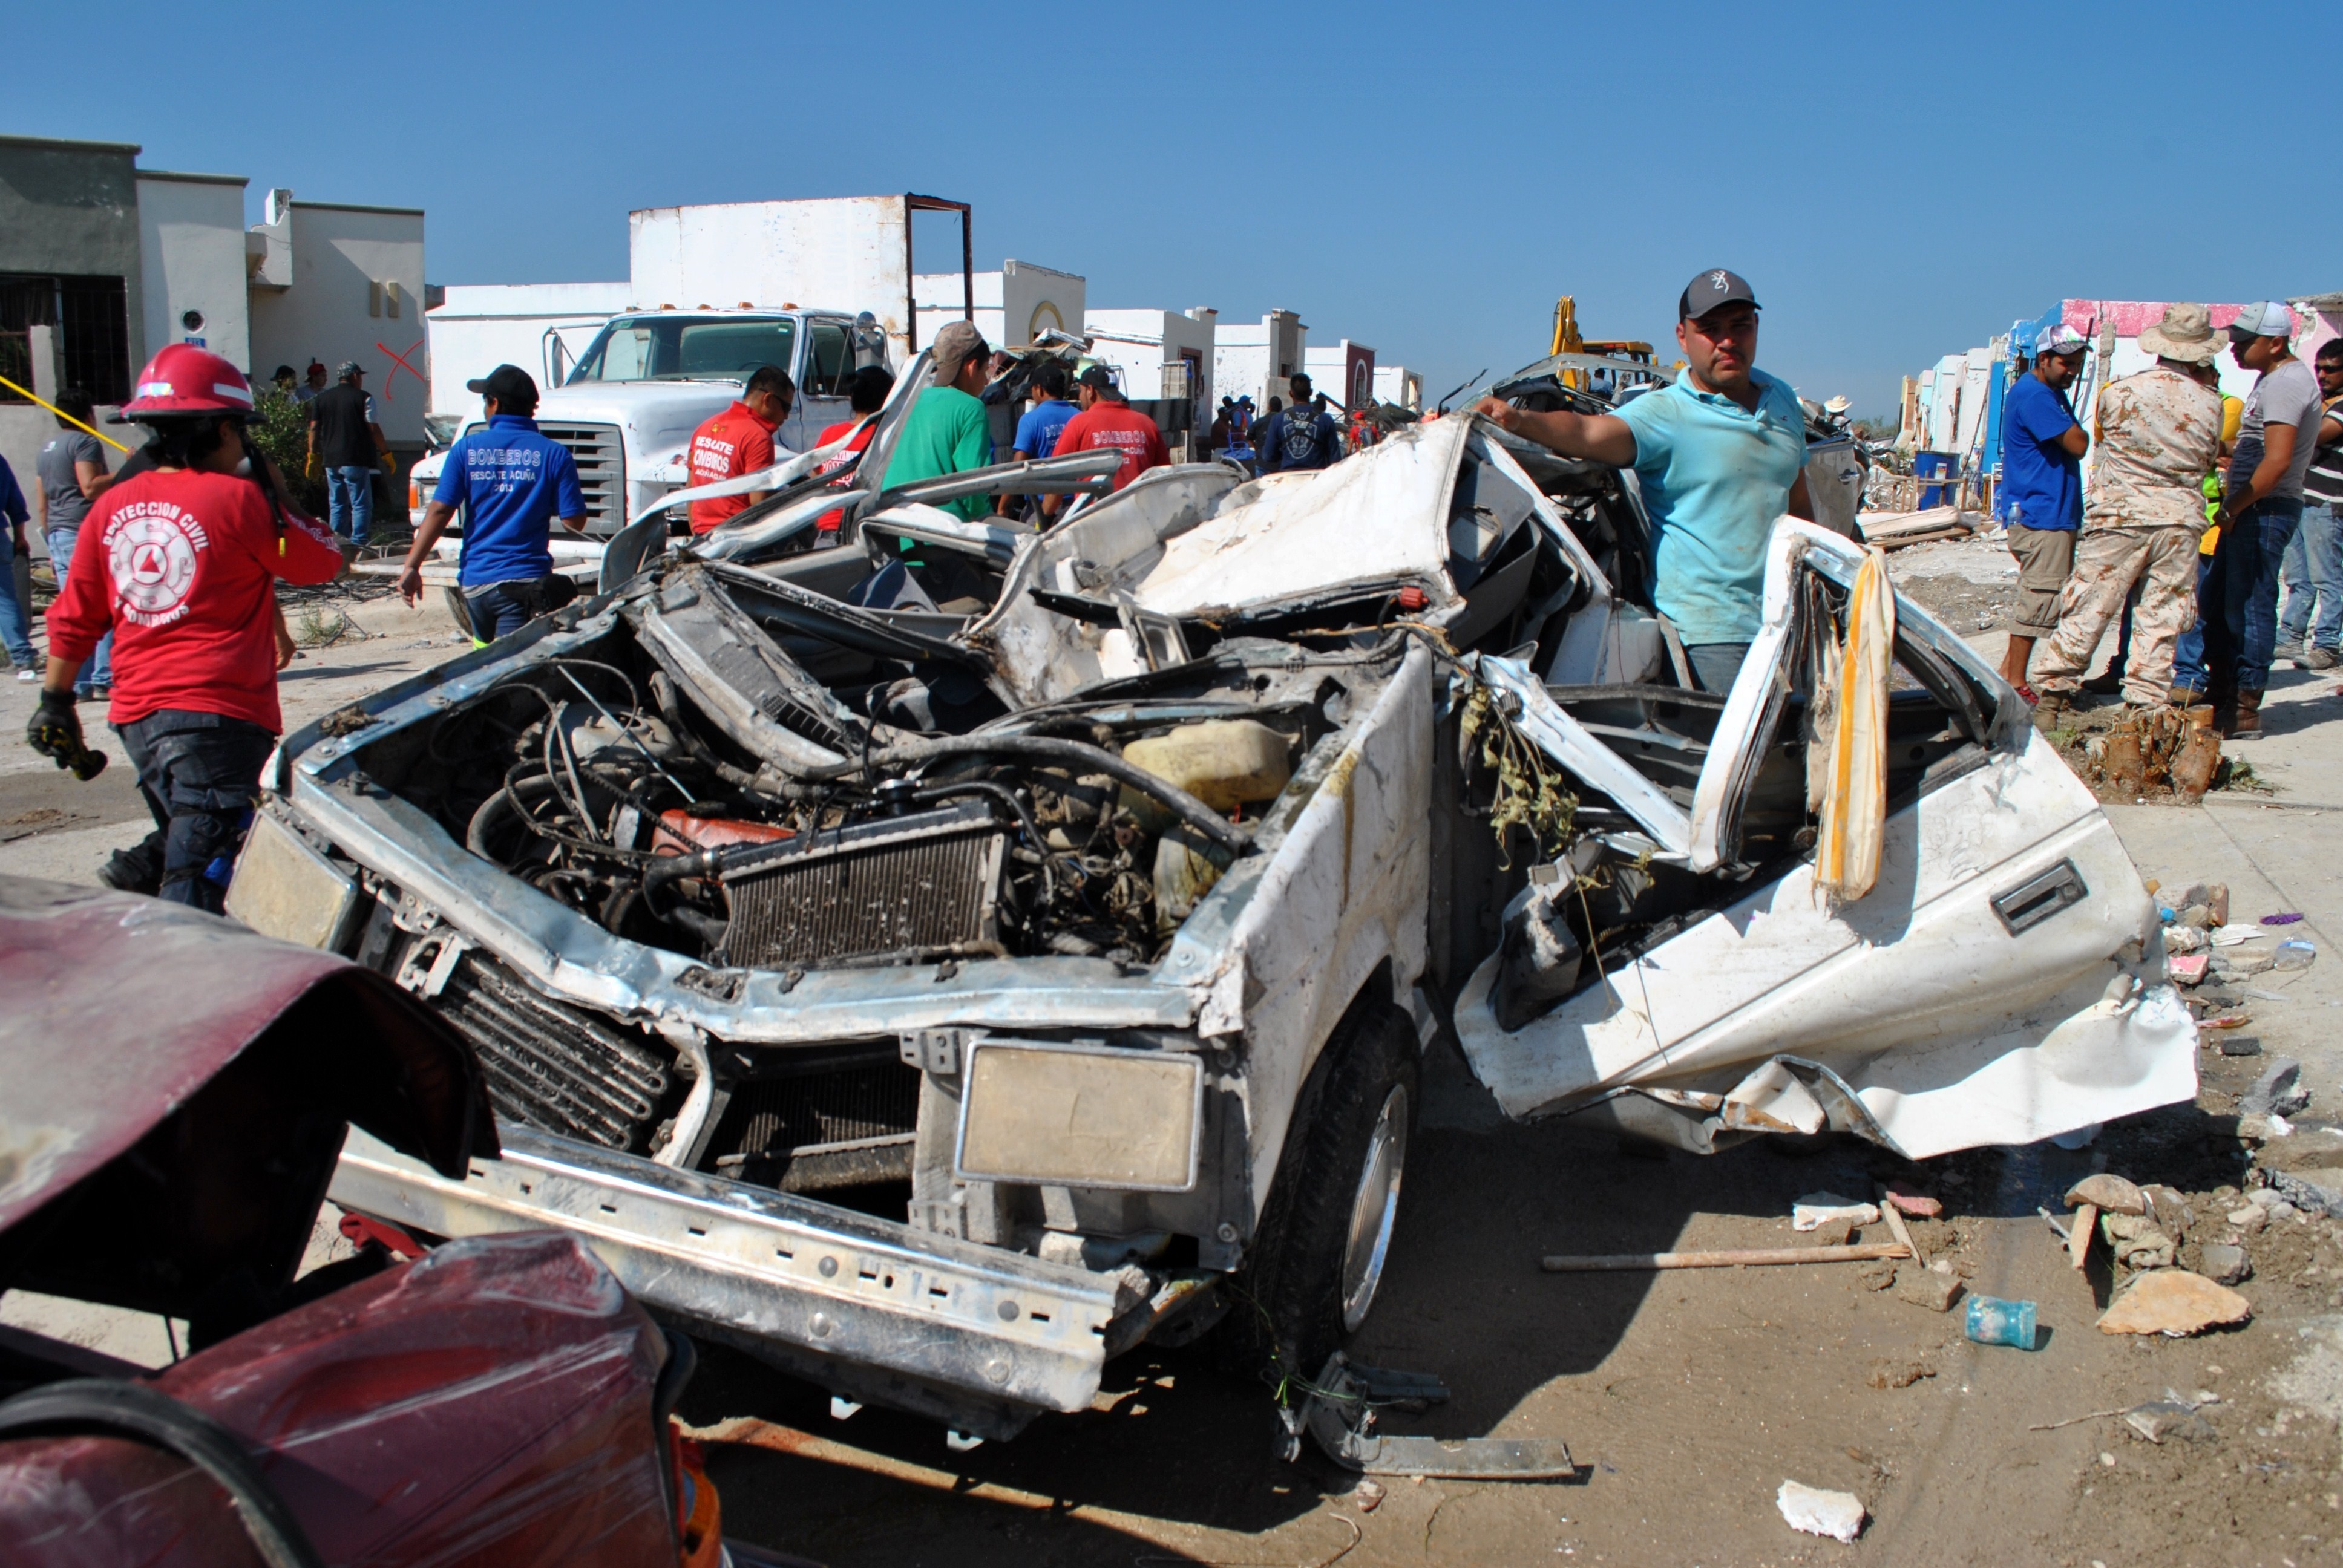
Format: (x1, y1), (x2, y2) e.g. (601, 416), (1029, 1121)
(412, 307), (880, 536)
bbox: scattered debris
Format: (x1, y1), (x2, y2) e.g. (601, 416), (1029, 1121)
(1875, 1187), (1927, 1267)
(2262, 912), (2306, 926)
(1965, 1293), (2040, 1349)
(1282, 1354), (1575, 1478)
(2124, 1400), (2218, 1445)
(1854, 1260), (1898, 1292)
(2168, 952), (2210, 985)
(2097, 1270), (2252, 1336)
(1542, 1243), (1910, 1272)
(316, 702), (381, 737)
(1866, 1356), (1937, 1390)
(2241, 1059), (2309, 1119)
(2066, 1174), (2148, 1215)
(1776, 1480), (1867, 1543)
(1881, 1183), (1942, 1218)
(2102, 1212), (2177, 1269)
(2265, 1167), (2343, 1218)
(1352, 1480), (1387, 1513)
(2200, 1243), (2252, 1285)
(2218, 1034), (2264, 1057)
(2274, 940), (2318, 971)
(1899, 1266), (1965, 1313)
(2229, 1203), (2270, 1234)
(1794, 1192), (1881, 1231)
(2069, 1201), (2099, 1269)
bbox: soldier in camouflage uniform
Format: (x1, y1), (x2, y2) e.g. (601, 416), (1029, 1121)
(2034, 304), (2227, 721)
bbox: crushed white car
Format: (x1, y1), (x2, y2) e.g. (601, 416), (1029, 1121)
(232, 365), (2193, 1441)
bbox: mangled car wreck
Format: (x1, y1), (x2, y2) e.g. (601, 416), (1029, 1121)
(234, 358), (2194, 1440)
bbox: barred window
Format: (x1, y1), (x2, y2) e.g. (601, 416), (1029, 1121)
(0, 274), (130, 405)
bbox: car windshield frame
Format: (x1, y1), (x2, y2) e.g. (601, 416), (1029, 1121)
(564, 314), (798, 385)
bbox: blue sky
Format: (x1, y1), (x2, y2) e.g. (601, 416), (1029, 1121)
(11, 1), (2335, 416)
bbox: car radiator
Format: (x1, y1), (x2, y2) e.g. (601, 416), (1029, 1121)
(436, 952), (678, 1152)
(721, 800), (1008, 970)
(708, 1055), (923, 1192)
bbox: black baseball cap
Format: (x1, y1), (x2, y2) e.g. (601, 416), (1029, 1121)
(467, 364), (539, 408)
(1076, 364), (1121, 393)
(1679, 268), (1761, 321)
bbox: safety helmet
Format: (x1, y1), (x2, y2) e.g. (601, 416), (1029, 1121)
(119, 344), (256, 419)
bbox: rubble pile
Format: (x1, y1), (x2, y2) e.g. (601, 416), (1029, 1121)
(2079, 704), (2224, 802)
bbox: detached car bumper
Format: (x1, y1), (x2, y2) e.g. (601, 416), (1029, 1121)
(332, 1125), (1138, 1439)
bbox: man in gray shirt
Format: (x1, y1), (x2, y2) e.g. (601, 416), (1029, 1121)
(2204, 301), (2324, 738)
(34, 387), (116, 697)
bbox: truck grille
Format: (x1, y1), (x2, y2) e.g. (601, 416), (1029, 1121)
(722, 801), (1006, 970)
(537, 420), (625, 534)
(436, 951), (678, 1151)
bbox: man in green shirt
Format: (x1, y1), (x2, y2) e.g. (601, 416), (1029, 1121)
(883, 319), (994, 520)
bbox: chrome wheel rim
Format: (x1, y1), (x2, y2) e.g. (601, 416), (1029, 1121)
(1339, 1085), (1410, 1332)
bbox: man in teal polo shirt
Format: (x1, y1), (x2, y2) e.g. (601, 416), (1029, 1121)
(1478, 267), (1812, 693)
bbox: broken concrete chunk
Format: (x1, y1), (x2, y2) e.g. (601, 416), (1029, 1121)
(2264, 1167), (2343, 1218)
(2219, 949), (2277, 977)
(2168, 953), (2210, 984)
(1865, 1356), (1936, 1390)
(1853, 1261), (1898, 1292)
(2198, 1243), (2250, 1285)
(2209, 883), (2230, 926)
(2065, 1173), (2148, 1215)
(2228, 1206), (2269, 1234)
(1883, 1183), (1942, 1218)
(1777, 1480), (1866, 1543)
(2180, 903), (2214, 929)
(2097, 1270), (2252, 1336)
(2164, 924), (2208, 954)
(2140, 1185), (2194, 1236)
(1810, 1220), (1856, 1247)
(2124, 1400), (2218, 1445)
(2218, 1034), (2264, 1057)
(1793, 1192), (1879, 1232)
(2240, 1059), (2309, 1118)
(1896, 1268), (1964, 1313)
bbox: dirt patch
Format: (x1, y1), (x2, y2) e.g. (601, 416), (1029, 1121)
(1896, 572), (2025, 637)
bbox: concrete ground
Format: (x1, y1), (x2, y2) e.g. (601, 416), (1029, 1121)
(11, 546), (2343, 1565)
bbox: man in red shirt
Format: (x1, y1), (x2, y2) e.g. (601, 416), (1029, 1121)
(812, 364), (894, 545)
(1045, 365), (1169, 517)
(27, 345), (348, 910)
(686, 365), (795, 533)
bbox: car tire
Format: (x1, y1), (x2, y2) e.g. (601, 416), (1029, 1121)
(1221, 993), (1420, 1389)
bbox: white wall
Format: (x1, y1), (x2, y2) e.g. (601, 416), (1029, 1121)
(632, 196), (911, 357)
(247, 200), (428, 445)
(425, 281), (630, 419)
(914, 260), (1086, 352)
(1213, 310), (1306, 412)
(1084, 309), (1216, 411)
(1372, 364), (1421, 410)
(1303, 341), (1375, 411)
(135, 173), (251, 373)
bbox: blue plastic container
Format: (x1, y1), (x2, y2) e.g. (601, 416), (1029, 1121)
(1915, 451), (1958, 509)
(1965, 1293), (2039, 1350)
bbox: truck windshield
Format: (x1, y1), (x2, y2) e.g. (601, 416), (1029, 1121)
(566, 316), (796, 384)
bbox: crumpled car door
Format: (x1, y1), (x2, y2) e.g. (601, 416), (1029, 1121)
(1456, 522), (2195, 1158)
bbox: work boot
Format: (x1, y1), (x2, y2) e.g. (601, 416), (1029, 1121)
(2033, 692), (2073, 733)
(2227, 688), (2264, 740)
(2169, 684), (2204, 706)
(2309, 646), (2341, 671)
(2080, 664), (2128, 696)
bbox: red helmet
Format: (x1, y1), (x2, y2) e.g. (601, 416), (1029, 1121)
(120, 344), (255, 417)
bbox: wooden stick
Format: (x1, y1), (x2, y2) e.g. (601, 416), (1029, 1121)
(1876, 1187), (1926, 1269)
(2070, 1202), (2097, 1271)
(1541, 1244), (1910, 1273)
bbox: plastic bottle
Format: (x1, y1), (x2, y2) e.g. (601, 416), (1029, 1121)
(2273, 941), (2317, 972)
(1965, 1294), (2039, 1350)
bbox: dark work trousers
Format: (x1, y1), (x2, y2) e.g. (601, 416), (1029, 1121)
(115, 708), (278, 913)
(2200, 497), (2304, 696)
(461, 573), (577, 644)
(1682, 641), (1751, 695)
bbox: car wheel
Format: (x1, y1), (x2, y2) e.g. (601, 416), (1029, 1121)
(1222, 995), (1420, 1387)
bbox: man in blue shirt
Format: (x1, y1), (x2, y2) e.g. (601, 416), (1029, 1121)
(1996, 323), (2090, 701)
(396, 364), (588, 642)
(1259, 373), (1343, 473)
(1000, 359), (1079, 520)
(1478, 267), (1812, 693)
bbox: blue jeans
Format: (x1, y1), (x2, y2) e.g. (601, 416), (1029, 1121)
(327, 465), (375, 544)
(46, 529), (112, 692)
(0, 537), (34, 668)
(2201, 497), (2304, 695)
(1683, 641), (1750, 694)
(2173, 554), (2215, 694)
(116, 708), (277, 913)
(2278, 501), (2343, 652)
